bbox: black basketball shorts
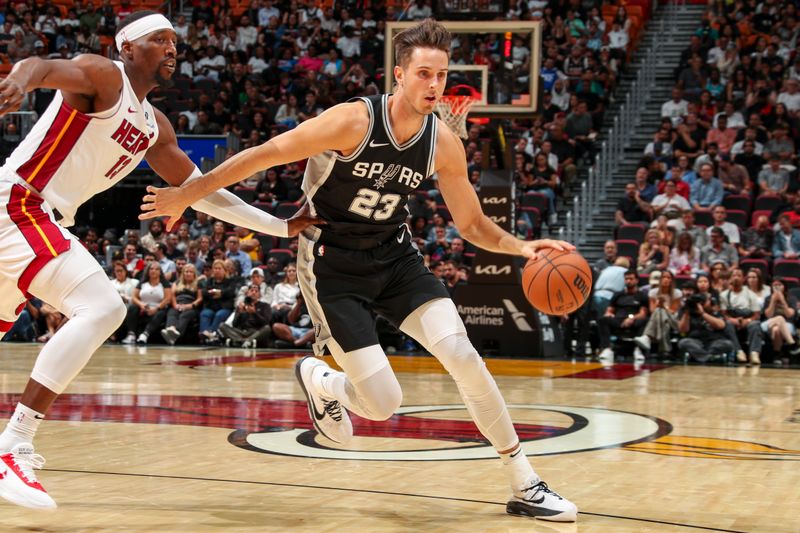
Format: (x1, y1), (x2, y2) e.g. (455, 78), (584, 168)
(297, 227), (450, 355)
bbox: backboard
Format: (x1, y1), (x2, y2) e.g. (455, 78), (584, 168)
(384, 21), (541, 117)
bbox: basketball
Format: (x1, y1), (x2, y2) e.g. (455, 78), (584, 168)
(522, 249), (592, 315)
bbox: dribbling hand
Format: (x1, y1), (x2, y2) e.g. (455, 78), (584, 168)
(286, 201), (326, 237)
(520, 239), (576, 261)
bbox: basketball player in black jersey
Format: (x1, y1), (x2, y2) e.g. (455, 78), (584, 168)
(141, 19), (578, 522)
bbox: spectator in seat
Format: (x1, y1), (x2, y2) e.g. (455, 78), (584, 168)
(110, 260), (138, 307)
(672, 116), (705, 163)
(638, 229), (670, 275)
(161, 264), (203, 346)
(529, 153), (559, 225)
(661, 87), (689, 126)
(706, 113), (736, 155)
(273, 292), (315, 348)
(271, 262), (300, 322)
(140, 218), (166, 253)
(761, 278), (800, 358)
(651, 179), (691, 221)
(733, 140), (766, 183)
(680, 209), (708, 248)
(565, 100), (596, 161)
(635, 269), (683, 356)
(200, 259), (237, 344)
(616, 183), (653, 225)
(717, 153), (751, 195)
(706, 205), (740, 244)
(721, 268), (764, 365)
(677, 291), (734, 362)
(758, 156), (790, 196)
(121, 262), (172, 345)
(598, 270), (649, 362)
(593, 257), (630, 316)
(219, 284), (272, 348)
(763, 123), (795, 164)
(745, 268), (770, 306)
(659, 166), (691, 199)
(731, 129), (765, 158)
(225, 235), (253, 276)
(669, 232), (701, 276)
(693, 142), (719, 173)
(153, 243), (177, 282)
(702, 227), (739, 271)
(122, 243), (144, 278)
(634, 166), (657, 202)
(772, 213), (800, 259)
(594, 240), (618, 272)
(690, 162), (724, 210)
(739, 215), (773, 260)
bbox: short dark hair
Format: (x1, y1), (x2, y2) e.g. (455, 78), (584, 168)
(394, 18), (451, 68)
(625, 270), (638, 277)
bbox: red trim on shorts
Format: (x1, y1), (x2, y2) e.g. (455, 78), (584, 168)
(16, 101), (92, 191)
(0, 320), (13, 333)
(6, 185), (71, 295)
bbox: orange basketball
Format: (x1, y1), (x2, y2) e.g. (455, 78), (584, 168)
(521, 249), (592, 315)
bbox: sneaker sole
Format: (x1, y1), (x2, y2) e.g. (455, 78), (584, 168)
(0, 482), (57, 510)
(294, 356), (342, 444)
(506, 500), (576, 522)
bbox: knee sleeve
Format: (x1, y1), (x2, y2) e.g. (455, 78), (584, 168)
(28, 269), (126, 394)
(328, 344), (402, 421)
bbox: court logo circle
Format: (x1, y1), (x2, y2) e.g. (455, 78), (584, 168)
(230, 404), (671, 461)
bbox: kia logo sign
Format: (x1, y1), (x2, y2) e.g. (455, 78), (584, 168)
(482, 197), (508, 204)
(474, 265), (512, 275)
(489, 216), (507, 224)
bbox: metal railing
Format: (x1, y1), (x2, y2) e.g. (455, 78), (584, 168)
(559, 0), (683, 246)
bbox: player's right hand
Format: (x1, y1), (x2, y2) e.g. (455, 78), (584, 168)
(286, 201), (326, 237)
(0, 77), (25, 115)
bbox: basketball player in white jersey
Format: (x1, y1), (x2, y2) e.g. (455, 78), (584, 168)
(0, 11), (318, 509)
(141, 19), (578, 522)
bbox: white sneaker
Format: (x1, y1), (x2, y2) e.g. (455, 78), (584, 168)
(136, 333), (148, 345)
(0, 443), (56, 510)
(121, 333), (136, 345)
(750, 351), (761, 366)
(242, 340), (254, 349)
(736, 350), (747, 363)
(295, 356), (353, 444)
(598, 348), (614, 362)
(633, 347), (645, 362)
(507, 478), (577, 522)
(633, 335), (650, 352)
(161, 326), (179, 346)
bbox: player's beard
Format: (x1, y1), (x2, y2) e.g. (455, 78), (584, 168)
(156, 71), (174, 89)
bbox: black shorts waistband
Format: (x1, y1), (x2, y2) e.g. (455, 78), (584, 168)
(312, 226), (407, 251)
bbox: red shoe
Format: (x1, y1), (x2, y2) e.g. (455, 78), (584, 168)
(0, 444), (56, 509)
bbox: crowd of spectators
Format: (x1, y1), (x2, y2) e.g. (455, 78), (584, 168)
(586, 0), (800, 366)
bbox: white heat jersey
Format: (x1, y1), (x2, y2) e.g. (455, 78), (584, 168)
(2, 61), (159, 227)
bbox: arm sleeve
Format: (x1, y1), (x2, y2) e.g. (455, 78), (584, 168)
(183, 166), (289, 238)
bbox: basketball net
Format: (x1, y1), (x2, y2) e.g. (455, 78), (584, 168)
(435, 95), (475, 139)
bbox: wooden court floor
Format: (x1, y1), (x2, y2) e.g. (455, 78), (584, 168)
(0, 343), (798, 533)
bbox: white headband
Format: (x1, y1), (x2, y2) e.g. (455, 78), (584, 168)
(115, 14), (174, 52)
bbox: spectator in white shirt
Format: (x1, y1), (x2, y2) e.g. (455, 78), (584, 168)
(336, 26), (360, 59)
(237, 15), (258, 49)
(258, 0), (281, 27)
(608, 22), (629, 58)
(777, 78), (800, 112)
(407, 0), (433, 19)
(662, 87), (689, 126)
(706, 206), (741, 245)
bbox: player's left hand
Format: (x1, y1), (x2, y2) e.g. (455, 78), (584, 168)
(139, 185), (187, 231)
(520, 239), (576, 260)
(286, 201), (326, 237)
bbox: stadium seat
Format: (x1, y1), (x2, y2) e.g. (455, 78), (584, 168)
(274, 202), (300, 218)
(723, 194), (751, 215)
(740, 258), (770, 278)
(268, 249), (295, 267)
(615, 223), (647, 243)
(754, 194), (782, 213)
(519, 206), (540, 230)
(520, 192), (548, 213)
(233, 187), (256, 203)
(694, 210), (714, 227)
(726, 209), (748, 229)
(614, 239), (640, 261)
(782, 277), (799, 290)
(773, 260), (800, 280)
(255, 234), (275, 256)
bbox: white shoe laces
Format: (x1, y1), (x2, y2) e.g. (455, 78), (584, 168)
(12, 449), (46, 483)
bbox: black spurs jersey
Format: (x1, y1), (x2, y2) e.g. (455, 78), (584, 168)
(302, 94), (438, 250)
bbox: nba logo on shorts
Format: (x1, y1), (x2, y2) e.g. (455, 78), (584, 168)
(318, 245), (325, 257)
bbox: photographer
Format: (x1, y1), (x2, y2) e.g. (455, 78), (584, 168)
(720, 268), (764, 365)
(219, 284), (272, 348)
(678, 292), (735, 362)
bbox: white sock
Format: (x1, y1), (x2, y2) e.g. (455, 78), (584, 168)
(0, 403), (44, 452)
(499, 445), (538, 492)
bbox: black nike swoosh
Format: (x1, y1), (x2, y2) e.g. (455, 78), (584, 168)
(531, 495), (545, 504)
(294, 357), (326, 422)
(510, 449), (521, 459)
(33, 415), (44, 420)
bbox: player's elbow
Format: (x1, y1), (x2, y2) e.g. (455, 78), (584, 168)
(457, 216), (484, 242)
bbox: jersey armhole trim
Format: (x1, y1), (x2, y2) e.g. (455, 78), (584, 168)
(426, 117), (438, 178)
(337, 98), (374, 163)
